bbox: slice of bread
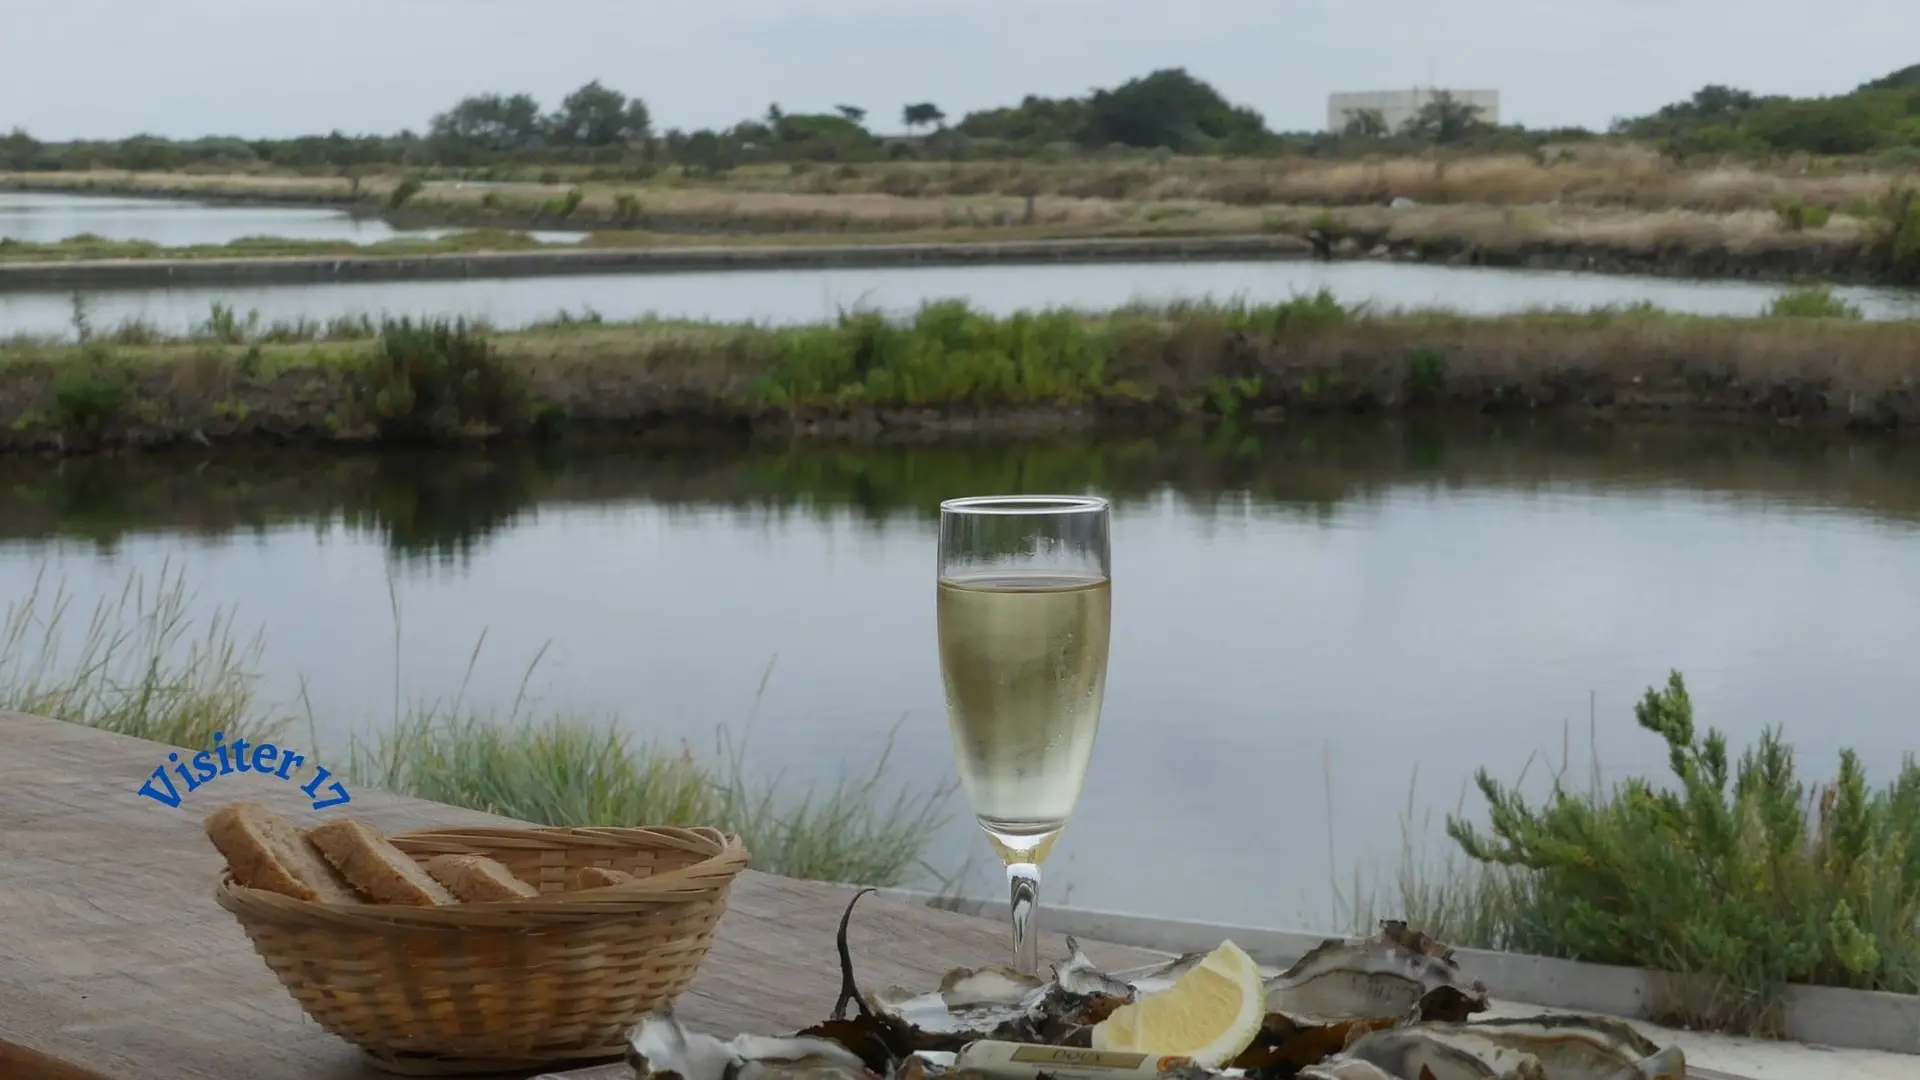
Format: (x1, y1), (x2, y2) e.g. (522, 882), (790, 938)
(306, 819), (455, 906)
(566, 865), (638, 891)
(424, 854), (540, 902)
(204, 802), (361, 905)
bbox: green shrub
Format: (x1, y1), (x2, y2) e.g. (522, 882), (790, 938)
(1447, 672), (1920, 1031)
(1773, 199), (1833, 231)
(388, 175), (425, 210)
(1766, 286), (1863, 319)
(1405, 346), (1448, 398)
(363, 318), (526, 441)
(1872, 186), (1920, 282)
(759, 300), (1112, 407)
(52, 352), (131, 435)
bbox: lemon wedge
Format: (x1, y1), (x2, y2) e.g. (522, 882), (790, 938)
(1089, 940), (1265, 1069)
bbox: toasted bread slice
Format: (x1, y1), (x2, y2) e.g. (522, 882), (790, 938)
(424, 854), (540, 902)
(204, 802), (361, 904)
(566, 865), (638, 891)
(305, 819), (455, 906)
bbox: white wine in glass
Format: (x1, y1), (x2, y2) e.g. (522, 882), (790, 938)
(936, 495), (1112, 975)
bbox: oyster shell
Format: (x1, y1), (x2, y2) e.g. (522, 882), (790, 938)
(1295, 1062), (1406, 1080)
(1266, 922), (1490, 1023)
(1053, 937), (1140, 1001)
(1311, 1015), (1687, 1080)
(868, 937), (1132, 1039)
(628, 1009), (876, 1080)
(868, 966), (1047, 1035)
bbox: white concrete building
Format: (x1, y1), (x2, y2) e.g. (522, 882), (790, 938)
(1327, 88), (1500, 134)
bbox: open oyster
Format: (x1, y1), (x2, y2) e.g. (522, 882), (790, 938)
(627, 1009), (876, 1080)
(865, 936), (1136, 1044)
(1303, 1015), (1687, 1080)
(1265, 921), (1490, 1023)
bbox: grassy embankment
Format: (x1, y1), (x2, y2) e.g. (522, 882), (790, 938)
(1347, 673), (1920, 1034)
(8, 154), (1920, 281)
(0, 562), (950, 886)
(1, 288), (1916, 453)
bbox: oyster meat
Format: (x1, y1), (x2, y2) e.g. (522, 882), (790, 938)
(628, 1009), (876, 1080)
(1266, 922), (1490, 1024)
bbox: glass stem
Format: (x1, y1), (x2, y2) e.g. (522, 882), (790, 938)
(1007, 861), (1041, 976)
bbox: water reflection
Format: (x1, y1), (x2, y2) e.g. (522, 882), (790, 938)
(6, 421), (1920, 560)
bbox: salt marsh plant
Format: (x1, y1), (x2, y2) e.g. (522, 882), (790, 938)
(1443, 672), (1920, 1030)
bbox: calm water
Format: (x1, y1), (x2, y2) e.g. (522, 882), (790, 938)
(0, 192), (1916, 337)
(5, 423), (1918, 930)
(0, 257), (1916, 341)
(0, 191), (585, 248)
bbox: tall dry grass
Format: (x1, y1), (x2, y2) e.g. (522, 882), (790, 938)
(8, 146), (1915, 237)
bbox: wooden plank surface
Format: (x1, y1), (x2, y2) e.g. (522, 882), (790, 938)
(0, 711), (1764, 1080)
(0, 711), (1167, 1080)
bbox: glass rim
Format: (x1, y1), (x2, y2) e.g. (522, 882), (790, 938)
(939, 494), (1110, 516)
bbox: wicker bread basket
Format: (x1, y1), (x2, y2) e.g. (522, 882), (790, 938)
(214, 824), (749, 1076)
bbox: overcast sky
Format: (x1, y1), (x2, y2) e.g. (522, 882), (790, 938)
(2, 0), (1912, 140)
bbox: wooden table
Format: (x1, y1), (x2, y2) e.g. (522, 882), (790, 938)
(0, 712), (1763, 1080)
(0, 712), (1167, 1080)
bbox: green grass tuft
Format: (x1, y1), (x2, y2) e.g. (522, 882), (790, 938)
(2, 562), (949, 887)
(0, 560), (289, 748)
(1767, 285), (1864, 319)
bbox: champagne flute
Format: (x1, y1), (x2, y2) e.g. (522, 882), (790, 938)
(936, 495), (1112, 975)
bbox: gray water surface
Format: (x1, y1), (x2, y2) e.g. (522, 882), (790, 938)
(0, 190), (585, 248)
(1, 256), (1917, 340)
(4, 424), (1916, 931)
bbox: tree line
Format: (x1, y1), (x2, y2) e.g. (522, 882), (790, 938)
(0, 63), (1914, 176)
(1613, 64), (1920, 162)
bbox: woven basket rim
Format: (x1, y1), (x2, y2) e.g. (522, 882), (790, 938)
(215, 823), (749, 931)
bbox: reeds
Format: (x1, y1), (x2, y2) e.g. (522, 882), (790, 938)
(11, 148), (1917, 213)
(0, 559), (287, 747)
(5, 156), (1912, 252)
(1, 561), (949, 886)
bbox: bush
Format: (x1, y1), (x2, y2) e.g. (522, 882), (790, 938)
(1773, 199), (1833, 232)
(52, 351), (131, 436)
(388, 175), (425, 210)
(1872, 187), (1920, 283)
(1447, 672), (1920, 1031)
(363, 317), (526, 441)
(1766, 285), (1863, 319)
